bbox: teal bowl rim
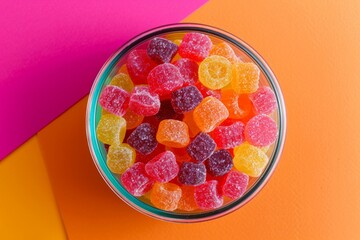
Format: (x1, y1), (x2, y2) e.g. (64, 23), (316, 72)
(86, 23), (287, 223)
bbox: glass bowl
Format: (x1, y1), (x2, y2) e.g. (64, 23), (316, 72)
(86, 23), (286, 223)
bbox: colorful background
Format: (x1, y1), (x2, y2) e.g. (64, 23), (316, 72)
(1, 0), (360, 239)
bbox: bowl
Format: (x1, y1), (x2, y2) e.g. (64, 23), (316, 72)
(86, 23), (286, 222)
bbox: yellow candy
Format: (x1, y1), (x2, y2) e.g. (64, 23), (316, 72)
(233, 143), (269, 177)
(210, 42), (238, 63)
(106, 144), (135, 174)
(109, 73), (134, 92)
(173, 39), (182, 46)
(260, 145), (270, 153)
(96, 114), (126, 145)
(199, 55), (232, 90)
(231, 62), (260, 94)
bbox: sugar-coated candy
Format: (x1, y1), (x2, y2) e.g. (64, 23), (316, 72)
(178, 186), (198, 211)
(231, 62), (260, 94)
(156, 120), (190, 148)
(147, 63), (184, 97)
(96, 114), (126, 145)
(186, 132), (216, 162)
(249, 86), (277, 114)
(150, 182), (182, 211)
(109, 73), (134, 92)
(210, 42), (238, 63)
(182, 111), (201, 138)
(155, 100), (183, 121)
(260, 145), (270, 153)
(147, 37), (178, 63)
(245, 114), (278, 147)
(199, 55), (232, 90)
(127, 123), (158, 155)
(127, 50), (157, 84)
(121, 162), (154, 196)
(145, 151), (179, 182)
(171, 86), (203, 113)
(173, 39), (182, 46)
(193, 96), (229, 132)
(194, 180), (223, 210)
(136, 144), (166, 163)
(221, 170), (249, 199)
(173, 58), (198, 86)
(129, 86), (160, 116)
(123, 109), (144, 129)
(195, 82), (221, 100)
(207, 150), (233, 177)
(178, 32), (212, 62)
(168, 147), (191, 163)
(211, 121), (244, 149)
(178, 162), (206, 186)
(221, 89), (254, 121)
(233, 143), (269, 177)
(107, 144), (135, 174)
(99, 85), (129, 116)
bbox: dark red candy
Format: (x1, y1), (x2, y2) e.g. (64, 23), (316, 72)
(99, 85), (129, 116)
(127, 49), (157, 84)
(127, 123), (157, 155)
(171, 86), (203, 114)
(147, 37), (178, 63)
(178, 162), (206, 186)
(221, 170), (249, 199)
(211, 121), (245, 149)
(186, 132), (216, 162)
(136, 144), (165, 163)
(207, 150), (233, 177)
(178, 32), (212, 62)
(121, 162), (154, 196)
(155, 99), (183, 121)
(129, 86), (160, 116)
(174, 58), (199, 86)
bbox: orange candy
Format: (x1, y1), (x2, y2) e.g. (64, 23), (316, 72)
(231, 62), (260, 94)
(221, 89), (255, 121)
(182, 111), (201, 138)
(117, 64), (129, 74)
(156, 120), (190, 148)
(210, 42), (238, 63)
(122, 109), (144, 130)
(178, 186), (198, 211)
(150, 182), (182, 211)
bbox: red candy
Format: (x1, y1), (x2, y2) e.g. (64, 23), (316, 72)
(194, 180), (223, 210)
(99, 85), (129, 116)
(211, 121), (245, 149)
(127, 50), (157, 84)
(249, 86), (277, 114)
(179, 32), (212, 62)
(245, 114), (278, 147)
(147, 37), (178, 63)
(129, 86), (160, 116)
(174, 58), (199, 86)
(221, 170), (249, 199)
(145, 151), (179, 182)
(121, 162), (154, 197)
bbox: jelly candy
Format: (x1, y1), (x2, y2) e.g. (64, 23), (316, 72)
(199, 55), (232, 90)
(136, 144), (165, 163)
(221, 89), (254, 121)
(186, 132), (216, 162)
(173, 39), (182, 46)
(156, 120), (190, 148)
(194, 180), (223, 210)
(193, 96), (229, 132)
(129, 86), (160, 116)
(231, 62), (260, 94)
(147, 63), (184, 96)
(210, 42), (238, 63)
(245, 114), (278, 147)
(182, 111), (201, 138)
(117, 64), (129, 74)
(173, 58), (198, 86)
(99, 85), (129, 116)
(127, 123), (158, 155)
(233, 143), (269, 177)
(195, 82), (221, 100)
(147, 37), (178, 63)
(155, 99), (183, 121)
(178, 32), (212, 62)
(145, 151), (179, 182)
(249, 86), (277, 114)
(109, 73), (134, 92)
(150, 182), (182, 211)
(221, 170), (249, 199)
(107, 144), (136, 174)
(178, 186), (198, 211)
(121, 162), (154, 196)
(127, 49), (157, 84)
(123, 109), (144, 130)
(211, 121), (244, 149)
(178, 162), (206, 186)
(171, 86), (203, 113)
(96, 114), (126, 145)
(168, 147), (192, 163)
(206, 150), (233, 177)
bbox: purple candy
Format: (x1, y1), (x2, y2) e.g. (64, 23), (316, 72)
(155, 99), (183, 121)
(178, 162), (206, 186)
(206, 150), (233, 177)
(127, 123), (157, 155)
(171, 85), (203, 113)
(147, 37), (178, 63)
(186, 132), (216, 162)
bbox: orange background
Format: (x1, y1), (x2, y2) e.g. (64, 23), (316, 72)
(1, 0), (360, 239)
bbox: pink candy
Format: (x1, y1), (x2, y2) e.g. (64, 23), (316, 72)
(178, 33), (212, 62)
(145, 151), (179, 183)
(99, 85), (129, 116)
(194, 180), (223, 210)
(127, 50), (157, 84)
(129, 86), (160, 116)
(211, 121), (245, 149)
(221, 170), (249, 199)
(249, 86), (277, 114)
(121, 162), (154, 196)
(174, 58), (199, 86)
(245, 114), (278, 146)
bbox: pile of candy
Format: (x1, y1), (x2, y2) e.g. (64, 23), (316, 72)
(96, 32), (278, 212)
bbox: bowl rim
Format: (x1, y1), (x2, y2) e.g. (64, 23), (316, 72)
(86, 23), (287, 223)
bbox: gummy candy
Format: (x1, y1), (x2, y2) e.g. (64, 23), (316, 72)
(195, 82), (221, 100)
(136, 144), (166, 163)
(127, 49), (157, 84)
(211, 121), (244, 149)
(150, 182), (182, 211)
(123, 109), (144, 130)
(178, 32), (212, 62)
(210, 42), (238, 63)
(121, 162), (154, 196)
(109, 73), (134, 92)
(182, 111), (201, 138)
(147, 37), (178, 63)
(206, 150), (233, 177)
(168, 147), (192, 163)
(178, 185), (198, 211)
(99, 85), (129, 117)
(233, 143), (269, 177)
(127, 123), (158, 155)
(173, 39), (182, 46)
(194, 180), (223, 210)
(178, 162), (206, 186)
(231, 62), (260, 94)
(193, 96), (229, 132)
(156, 120), (190, 148)
(220, 89), (254, 121)
(171, 86), (203, 113)
(249, 86), (277, 114)
(199, 55), (232, 90)
(96, 114), (126, 145)
(145, 151), (179, 182)
(117, 64), (129, 74)
(173, 58), (198, 86)
(221, 170), (249, 199)
(245, 114), (278, 147)
(186, 132), (216, 162)
(107, 144), (136, 174)
(129, 86), (160, 116)
(155, 99), (183, 121)
(147, 63), (184, 96)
